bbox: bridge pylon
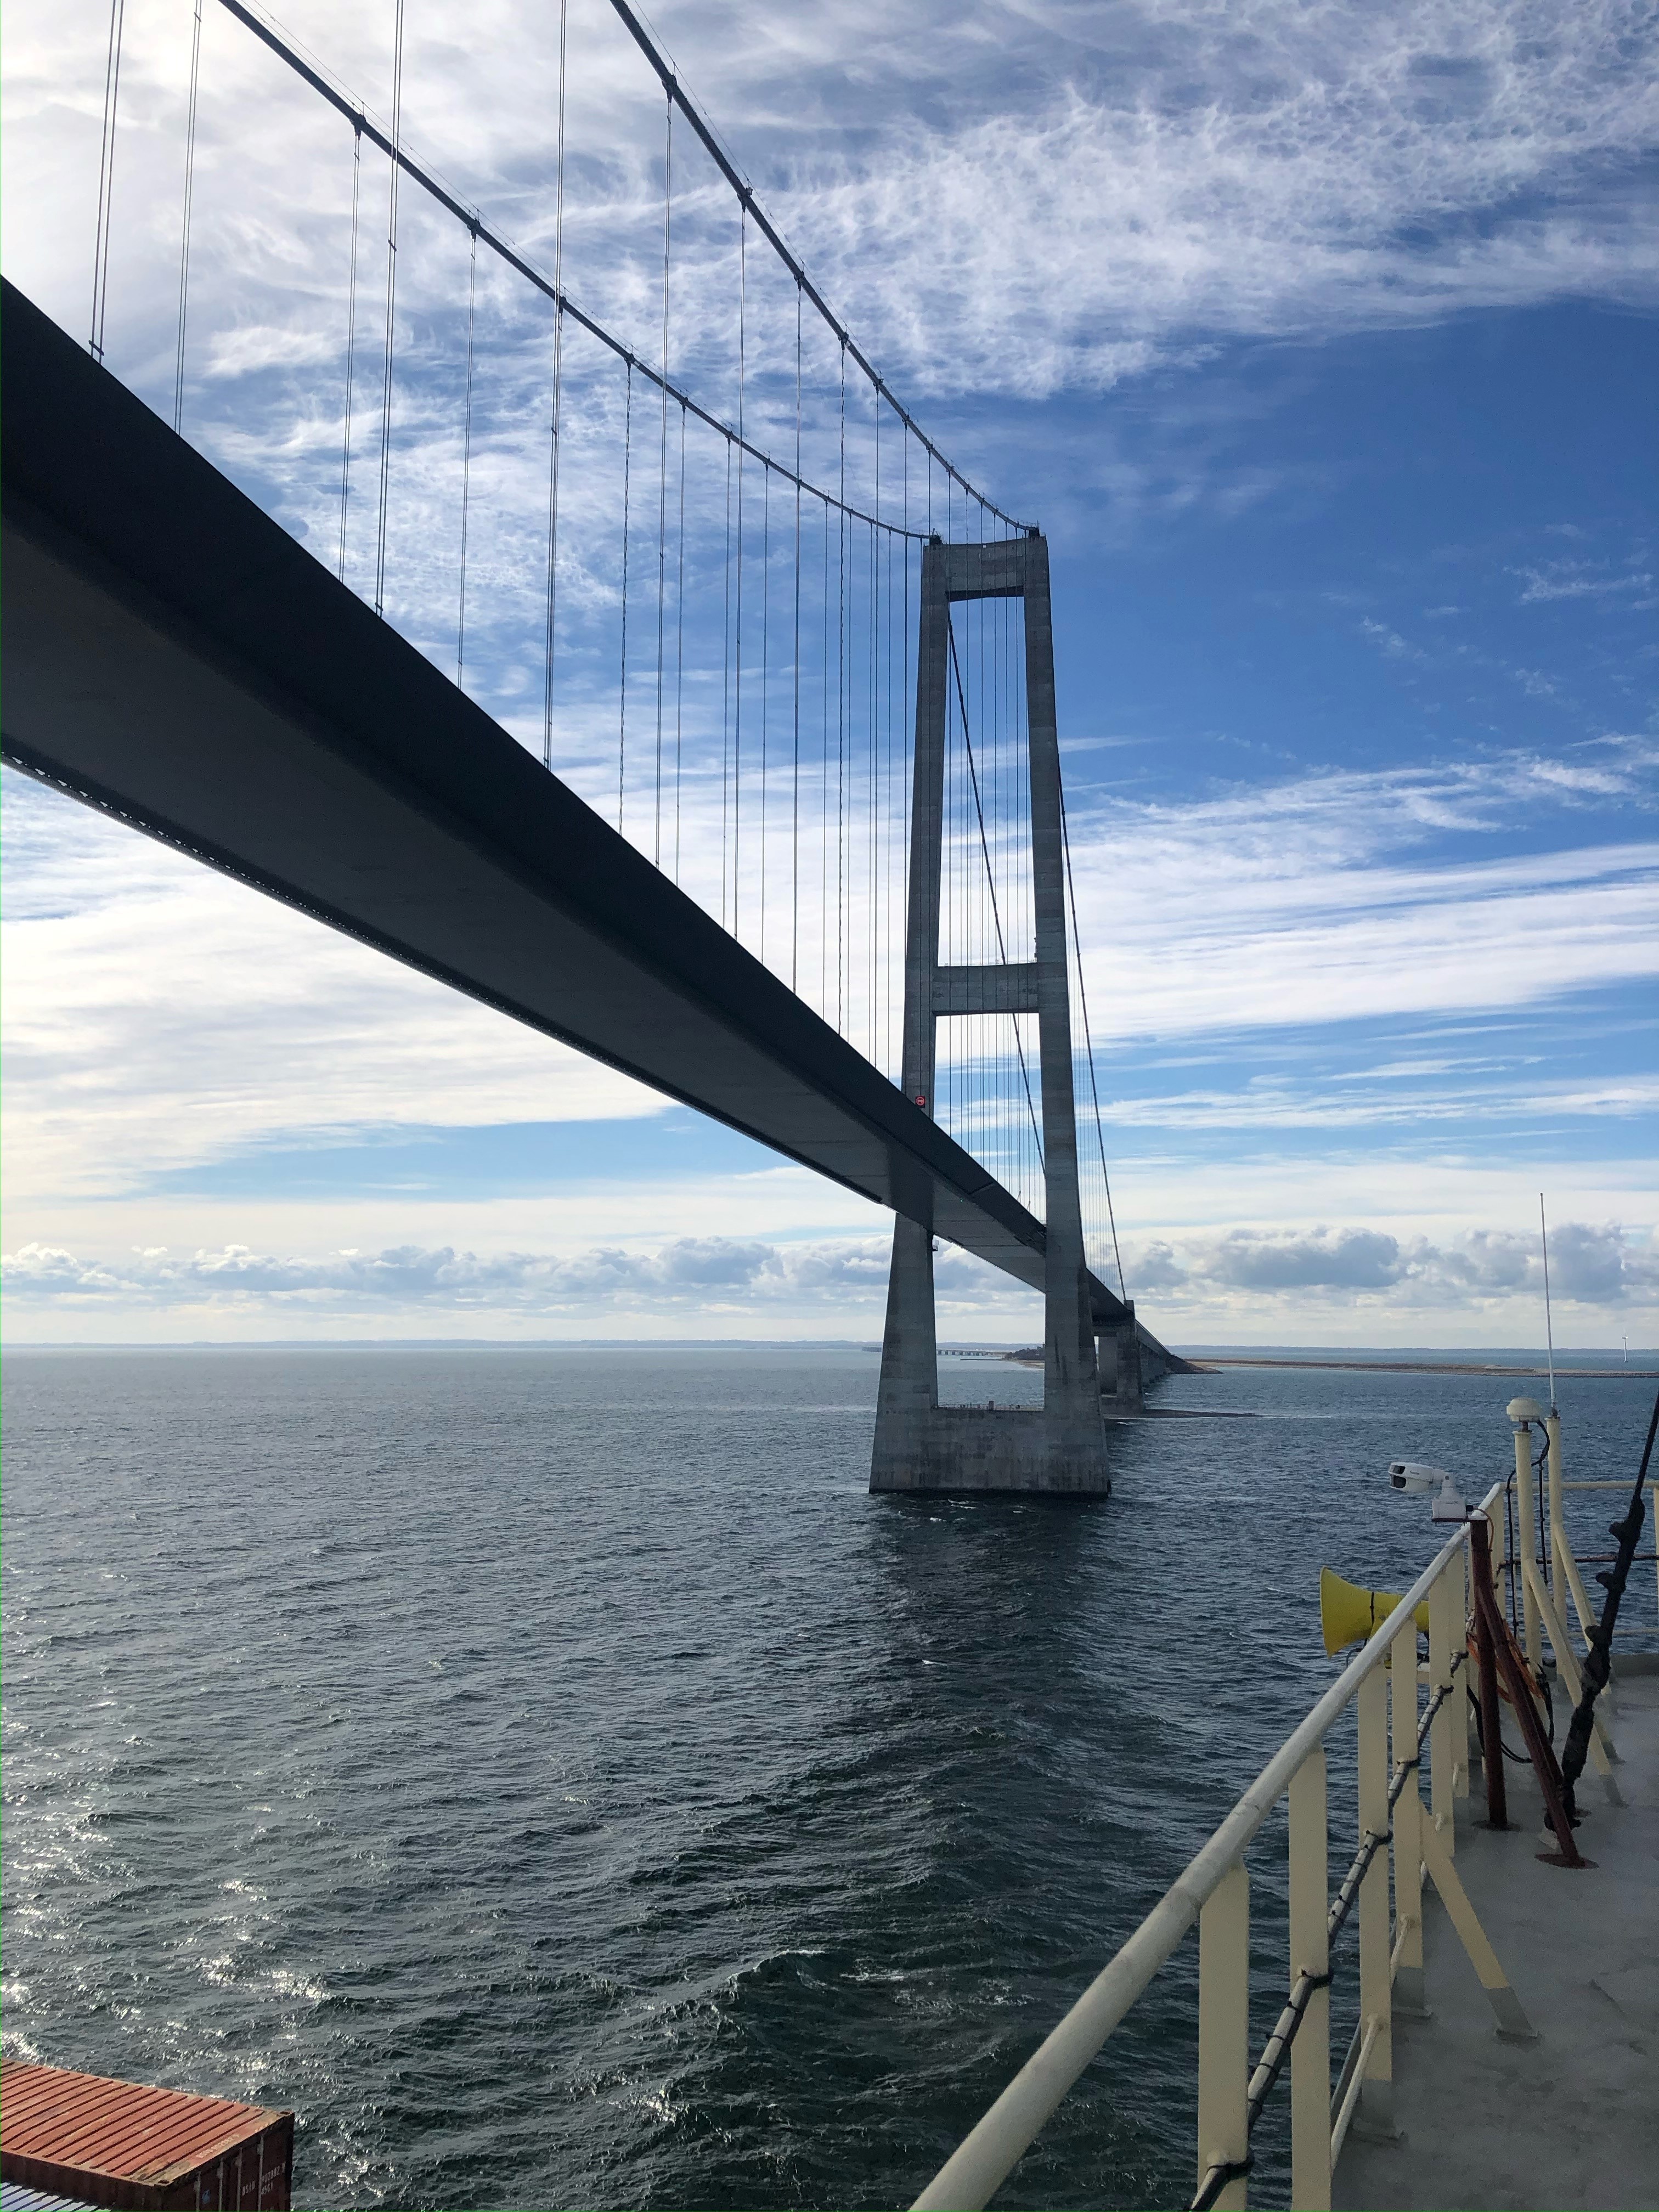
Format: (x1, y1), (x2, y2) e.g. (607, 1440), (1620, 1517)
(870, 532), (1110, 1498)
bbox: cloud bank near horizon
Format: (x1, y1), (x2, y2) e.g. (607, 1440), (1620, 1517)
(7, 1218), (1654, 1330)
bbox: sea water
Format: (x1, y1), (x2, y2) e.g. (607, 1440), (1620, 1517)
(4, 1346), (1654, 2210)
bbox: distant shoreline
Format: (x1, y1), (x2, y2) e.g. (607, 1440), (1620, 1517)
(1182, 1356), (1658, 1380)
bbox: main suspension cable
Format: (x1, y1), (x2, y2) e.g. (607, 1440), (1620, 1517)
(599, 0), (1029, 533)
(213, 0), (950, 544)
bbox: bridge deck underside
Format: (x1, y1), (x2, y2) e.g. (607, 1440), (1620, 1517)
(2, 284), (1152, 1331)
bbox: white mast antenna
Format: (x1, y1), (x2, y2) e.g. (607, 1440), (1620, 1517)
(1539, 1192), (1556, 1412)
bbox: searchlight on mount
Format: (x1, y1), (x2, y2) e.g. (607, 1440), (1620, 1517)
(1387, 1459), (1469, 1522)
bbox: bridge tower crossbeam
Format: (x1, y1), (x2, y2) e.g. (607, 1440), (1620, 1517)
(871, 532), (1110, 1497)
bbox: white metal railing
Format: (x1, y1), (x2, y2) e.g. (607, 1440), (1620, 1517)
(912, 1476), (1521, 2212)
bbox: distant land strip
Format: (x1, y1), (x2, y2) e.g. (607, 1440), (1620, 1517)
(996, 1350), (1657, 1379)
(1174, 1356), (1657, 1381)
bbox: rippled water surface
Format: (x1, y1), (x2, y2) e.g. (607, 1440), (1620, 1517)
(5, 1346), (1654, 2210)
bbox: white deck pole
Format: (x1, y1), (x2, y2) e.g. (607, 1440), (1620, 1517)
(1511, 1417), (1543, 1672)
(1288, 1749), (1330, 2211)
(1197, 1861), (1250, 2210)
(1356, 1667), (1394, 2136)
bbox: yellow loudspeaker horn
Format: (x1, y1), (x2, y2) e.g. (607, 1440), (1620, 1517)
(1319, 1567), (1430, 1657)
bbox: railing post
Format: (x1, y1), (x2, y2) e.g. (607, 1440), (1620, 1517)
(1197, 1861), (1250, 2210)
(1511, 1413), (1543, 1673)
(1288, 1750), (1330, 2212)
(1355, 1665), (1395, 2137)
(1390, 1653), (1426, 2018)
(1427, 1557), (1459, 1837)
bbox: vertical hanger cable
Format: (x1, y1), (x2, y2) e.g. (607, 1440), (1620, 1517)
(456, 224), (477, 686)
(675, 397), (687, 883)
(733, 207), (747, 937)
(654, 91), (672, 867)
(173, 0), (204, 430)
(337, 121), (362, 582)
(372, 0), (406, 619)
(619, 357), (633, 830)
(792, 282), (803, 993)
(543, 0), (569, 768)
(90, 0), (127, 362)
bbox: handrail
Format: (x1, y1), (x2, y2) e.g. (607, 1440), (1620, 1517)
(911, 1480), (1504, 2212)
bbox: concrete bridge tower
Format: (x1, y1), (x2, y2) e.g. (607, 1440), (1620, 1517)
(870, 532), (1110, 1497)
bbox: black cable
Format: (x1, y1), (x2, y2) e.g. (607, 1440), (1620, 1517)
(1504, 1477), (1521, 1640)
(1561, 1387), (1659, 1816)
(1196, 1645), (1468, 2212)
(1469, 1686), (1533, 1765)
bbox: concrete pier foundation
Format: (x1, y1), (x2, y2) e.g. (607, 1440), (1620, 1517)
(870, 534), (1109, 1498)
(1100, 1301), (1144, 1416)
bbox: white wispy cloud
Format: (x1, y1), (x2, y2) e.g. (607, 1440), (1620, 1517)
(1097, 1074), (1659, 1134)
(0, 771), (662, 1202)
(1063, 742), (1659, 1040)
(7, 734), (1655, 1202)
(7, 0), (1657, 415)
(1513, 560), (1656, 604)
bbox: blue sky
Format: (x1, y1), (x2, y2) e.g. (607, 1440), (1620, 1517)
(3, 0), (1656, 1343)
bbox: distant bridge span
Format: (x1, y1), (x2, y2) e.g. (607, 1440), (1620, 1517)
(3, 281), (1171, 1361)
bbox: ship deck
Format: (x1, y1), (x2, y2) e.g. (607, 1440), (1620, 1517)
(1333, 1656), (1659, 2212)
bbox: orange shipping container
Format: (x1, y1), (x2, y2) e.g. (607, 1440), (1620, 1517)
(1, 2061), (292, 2212)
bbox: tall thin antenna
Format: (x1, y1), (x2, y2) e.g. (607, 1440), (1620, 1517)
(1539, 1193), (1557, 1412)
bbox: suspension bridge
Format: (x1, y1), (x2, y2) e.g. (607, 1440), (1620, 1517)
(2, 0), (1187, 1492)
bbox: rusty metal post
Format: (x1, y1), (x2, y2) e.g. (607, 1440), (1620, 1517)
(1471, 1514), (1587, 1867)
(1469, 1515), (1508, 1830)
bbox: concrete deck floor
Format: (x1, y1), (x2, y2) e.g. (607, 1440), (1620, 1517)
(1333, 1658), (1659, 2212)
